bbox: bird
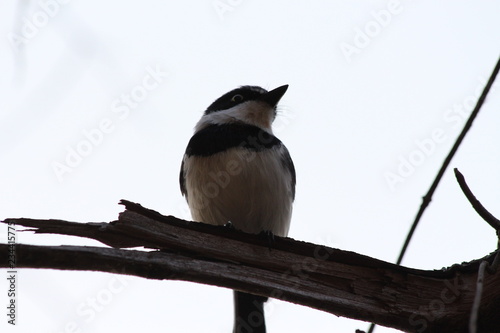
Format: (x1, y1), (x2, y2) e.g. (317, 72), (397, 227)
(179, 84), (296, 333)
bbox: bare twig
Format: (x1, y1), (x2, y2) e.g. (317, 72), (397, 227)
(469, 260), (488, 333)
(454, 168), (500, 232)
(453, 168), (500, 275)
(397, 56), (500, 266)
(367, 57), (500, 333)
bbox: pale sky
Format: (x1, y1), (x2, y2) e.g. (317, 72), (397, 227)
(1, 1), (499, 332)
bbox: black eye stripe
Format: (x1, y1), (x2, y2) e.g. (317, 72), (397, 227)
(205, 86), (268, 114)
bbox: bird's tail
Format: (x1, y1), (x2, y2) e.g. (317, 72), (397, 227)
(233, 291), (267, 333)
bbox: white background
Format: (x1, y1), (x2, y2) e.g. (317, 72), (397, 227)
(1, 1), (499, 332)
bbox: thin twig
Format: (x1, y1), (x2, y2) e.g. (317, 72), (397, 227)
(397, 56), (500, 266)
(454, 168), (500, 231)
(368, 57), (500, 333)
(469, 260), (488, 333)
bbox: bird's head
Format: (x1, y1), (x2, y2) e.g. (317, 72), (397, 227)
(195, 85), (288, 133)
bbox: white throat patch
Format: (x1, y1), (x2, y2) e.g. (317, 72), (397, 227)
(195, 101), (275, 134)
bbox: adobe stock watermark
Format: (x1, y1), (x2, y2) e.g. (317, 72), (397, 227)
(6, 221), (17, 325)
(187, 130), (277, 208)
(7, 0), (72, 52)
(178, 106), (296, 218)
(408, 275), (467, 333)
(187, 128), (295, 210)
(237, 244), (335, 333)
(51, 65), (168, 182)
(384, 77), (498, 191)
(384, 129), (448, 191)
(339, 0), (404, 64)
(56, 274), (134, 333)
(212, 0), (244, 21)
(269, 245), (334, 300)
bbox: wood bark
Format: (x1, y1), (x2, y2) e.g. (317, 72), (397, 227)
(1, 200), (499, 332)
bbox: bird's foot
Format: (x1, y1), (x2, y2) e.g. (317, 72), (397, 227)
(259, 230), (275, 248)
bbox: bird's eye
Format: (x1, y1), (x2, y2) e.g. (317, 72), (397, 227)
(231, 94), (244, 102)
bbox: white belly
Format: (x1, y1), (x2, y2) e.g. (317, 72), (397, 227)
(183, 147), (293, 237)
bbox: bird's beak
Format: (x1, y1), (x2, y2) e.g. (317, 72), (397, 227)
(260, 85), (288, 107)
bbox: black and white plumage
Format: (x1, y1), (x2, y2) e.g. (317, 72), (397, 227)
(179, 85), (295, 333)
(180, 85), (295, 236)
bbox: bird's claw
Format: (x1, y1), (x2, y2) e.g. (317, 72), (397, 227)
(259, 230), (275, 248)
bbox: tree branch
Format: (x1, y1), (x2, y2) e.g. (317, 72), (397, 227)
(454, 168), (500, 232)
(2, 200), (500, 332)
